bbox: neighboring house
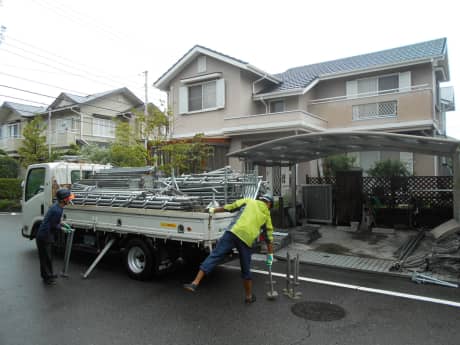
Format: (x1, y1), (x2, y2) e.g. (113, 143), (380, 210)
(154, 38), (455, 194)
(0, 102), (46, 157)
(0, 87), (144, 157)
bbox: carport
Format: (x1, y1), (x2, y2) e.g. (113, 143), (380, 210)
(227, 131), (460, 222)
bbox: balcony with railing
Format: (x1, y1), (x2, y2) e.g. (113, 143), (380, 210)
(307, 84), (435, 129)
(223, 110), (328, 135)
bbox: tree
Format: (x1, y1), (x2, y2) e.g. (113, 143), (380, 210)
(18, 117), (48, 167)
(367, 159), (411, 177)
(80, 144), (111, 164)
(323, 154), (357, 177)
(49, 143), (82, 161)
(133, 103), (171, 164)
(158, 134), (213, 175)
(109, 120), (147, 167)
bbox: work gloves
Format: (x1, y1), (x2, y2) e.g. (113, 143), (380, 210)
(62, 223), (73, 233)
(266, 253), (274, 266)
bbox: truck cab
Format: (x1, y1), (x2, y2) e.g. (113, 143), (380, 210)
(21, 161), (110, 239)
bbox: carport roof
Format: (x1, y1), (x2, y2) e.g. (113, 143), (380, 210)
(227, 131), (460, 166)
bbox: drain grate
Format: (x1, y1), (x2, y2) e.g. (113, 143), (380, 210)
(291, 301), (346, 321)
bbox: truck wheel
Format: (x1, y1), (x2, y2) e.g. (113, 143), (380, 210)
(124, 238), (155, 281)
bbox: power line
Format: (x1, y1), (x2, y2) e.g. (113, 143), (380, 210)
(31, 0), (130, 43)
(0, 71), (148, 109)
(5, 35), (141, 86)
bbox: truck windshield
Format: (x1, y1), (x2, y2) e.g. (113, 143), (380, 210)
(25, 168), (46, 201)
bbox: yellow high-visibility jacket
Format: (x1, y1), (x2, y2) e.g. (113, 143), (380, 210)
(223, 198), (274, 247)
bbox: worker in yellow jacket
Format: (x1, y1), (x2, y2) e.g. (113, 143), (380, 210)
(184, 194), (274, 304)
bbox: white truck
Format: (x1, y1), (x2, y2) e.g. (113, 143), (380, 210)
(21, 162), (262, 280)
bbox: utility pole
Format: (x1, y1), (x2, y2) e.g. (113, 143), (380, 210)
(142, 70), (148, 149)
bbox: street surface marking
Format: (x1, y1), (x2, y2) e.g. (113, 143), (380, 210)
(221, 264), (460, 309)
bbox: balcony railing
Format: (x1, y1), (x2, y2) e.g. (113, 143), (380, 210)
(223, 110), (328, 134)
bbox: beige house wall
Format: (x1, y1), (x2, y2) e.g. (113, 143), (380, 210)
(168, 55), (265, 138)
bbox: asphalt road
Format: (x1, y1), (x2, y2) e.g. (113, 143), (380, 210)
(1, 214), (460, 345)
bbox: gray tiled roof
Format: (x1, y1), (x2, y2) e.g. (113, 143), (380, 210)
(259, 38), (447, 94)
(3, 102), (46, 117)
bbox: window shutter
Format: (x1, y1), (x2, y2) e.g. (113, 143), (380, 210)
(346, 80), (358, 99)
(216, 79), (225, 108)
(399, 71), (411, 92)
(179, 86), (188, 114)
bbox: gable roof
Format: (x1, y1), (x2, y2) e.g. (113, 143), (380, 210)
(258, 38), (448, 96)
(48, 87), (143, 111)
(1, 101), (46, 117)
(154, 45), (281, 90)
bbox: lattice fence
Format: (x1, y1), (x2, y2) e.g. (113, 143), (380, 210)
(307, 176), (453, 208)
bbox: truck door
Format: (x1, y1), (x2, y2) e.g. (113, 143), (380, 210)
(21, 167), (47, 238)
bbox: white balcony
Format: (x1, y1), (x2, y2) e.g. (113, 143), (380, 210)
(223, 110), (328, 135)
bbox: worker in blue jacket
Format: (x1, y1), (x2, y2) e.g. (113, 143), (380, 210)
(184, 194), (274, 304)
(36, 188), (74, 285)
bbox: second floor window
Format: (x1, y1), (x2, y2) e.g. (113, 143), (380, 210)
(179, 79), (225, 114)
(92, 118), (115, 138)
(189, 81), (217, 111)
(357, 75), (399, 95)
(56, 118), (77, 133)
(7, 123), (20, 138)
(269, 100), (285, 113)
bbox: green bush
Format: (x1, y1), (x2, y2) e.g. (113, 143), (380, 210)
(0, 178), (22, 200)
(0, 199), (21, 212)
(0, 156), (20, 178)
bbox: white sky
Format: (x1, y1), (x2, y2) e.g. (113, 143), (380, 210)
(0, 0), (458, 139)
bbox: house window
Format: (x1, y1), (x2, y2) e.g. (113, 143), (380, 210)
(92, 118), (115, 138)
(188, 81), (217, 111)
(7, 123), (20, 138)
(269, 100), (285, 113)
(353, 101), (397, 120)
(357, 75), (399, 95)
(56, 118), (77, 133)
(179, 79), (225, 114)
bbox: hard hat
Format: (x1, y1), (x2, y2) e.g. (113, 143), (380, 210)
(56, 188), (75, 202)
(259, 194), (274, 206)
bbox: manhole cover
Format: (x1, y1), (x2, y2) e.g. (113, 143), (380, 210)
(291, 301), (346, 321)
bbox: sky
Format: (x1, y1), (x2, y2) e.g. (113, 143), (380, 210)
(0, 0), (458, 139)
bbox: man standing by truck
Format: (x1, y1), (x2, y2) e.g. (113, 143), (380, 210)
(184, 194), (274, 304)
(36, 189), (74, 285)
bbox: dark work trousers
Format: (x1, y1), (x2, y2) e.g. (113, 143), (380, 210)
(36, 238), (54, 281)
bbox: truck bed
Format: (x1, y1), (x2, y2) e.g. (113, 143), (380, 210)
(64, 205), (235, 244)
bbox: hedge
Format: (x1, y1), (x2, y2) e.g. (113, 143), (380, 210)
(0, 156), (20, 178)
(0, 178), (22, 200)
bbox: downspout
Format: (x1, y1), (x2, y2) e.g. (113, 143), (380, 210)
(253, 74), (269, 114)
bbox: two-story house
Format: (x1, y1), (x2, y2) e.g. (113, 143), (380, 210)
(0, 87), (144, 157)
(154, 38), (455, 194)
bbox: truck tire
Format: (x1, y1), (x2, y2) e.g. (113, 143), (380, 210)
(124, 238), (156, 281)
